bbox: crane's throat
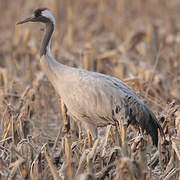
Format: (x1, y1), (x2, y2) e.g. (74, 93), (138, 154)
(40, 22), (54, 57)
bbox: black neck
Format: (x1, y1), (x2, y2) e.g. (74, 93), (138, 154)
(40, 22), (54, 57)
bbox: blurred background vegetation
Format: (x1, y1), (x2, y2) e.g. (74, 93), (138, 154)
(0, 0), (179, 179)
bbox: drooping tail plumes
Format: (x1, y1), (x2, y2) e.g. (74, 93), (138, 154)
(143, 106), (164, 147)
(124, 95), (164, 147)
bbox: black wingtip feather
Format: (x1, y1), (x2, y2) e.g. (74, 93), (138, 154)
(145, 109), (164, 147)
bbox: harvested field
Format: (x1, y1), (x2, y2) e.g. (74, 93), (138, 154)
(0, 0), (179, 179)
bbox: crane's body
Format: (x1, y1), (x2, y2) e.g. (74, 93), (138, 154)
(17, 8), (163, 146)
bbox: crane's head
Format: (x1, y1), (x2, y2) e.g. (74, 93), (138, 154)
(17, 8), (56, 25)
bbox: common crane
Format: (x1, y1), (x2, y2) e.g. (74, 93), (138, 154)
(17, 8), (163, 146)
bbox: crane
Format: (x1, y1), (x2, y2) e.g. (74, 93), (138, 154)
(17, 8), (163, 147)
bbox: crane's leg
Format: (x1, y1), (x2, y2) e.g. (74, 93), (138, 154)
(117, 117), (128, 156)
(78, 122), (83, 140)
(60, 99), (70, 134)
(83, 122), (97, 148)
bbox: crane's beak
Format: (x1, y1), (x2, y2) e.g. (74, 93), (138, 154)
(16, 16), (36, 25)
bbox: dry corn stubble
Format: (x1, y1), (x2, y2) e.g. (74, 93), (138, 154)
(0, 0), (180, 179)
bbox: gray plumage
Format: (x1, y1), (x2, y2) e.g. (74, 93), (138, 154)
(17, 8), (163, 146)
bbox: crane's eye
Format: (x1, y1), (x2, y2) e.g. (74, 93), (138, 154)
(34, 8), (47, 17)
(34, 9), (42, 17)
